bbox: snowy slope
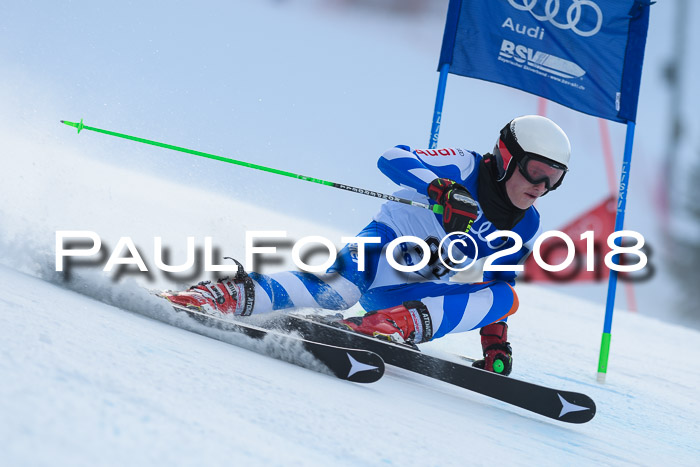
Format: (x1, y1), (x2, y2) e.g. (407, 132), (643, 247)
(2, 262), (699, 466)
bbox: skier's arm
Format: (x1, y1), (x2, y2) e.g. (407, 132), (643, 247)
(377, 145), (477, 194)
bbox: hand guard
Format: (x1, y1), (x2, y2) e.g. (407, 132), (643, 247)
(472, 322), (513, 376)
(427, 178), (479, 234)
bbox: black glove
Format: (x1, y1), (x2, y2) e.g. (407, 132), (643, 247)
(427, 178), (479, 234)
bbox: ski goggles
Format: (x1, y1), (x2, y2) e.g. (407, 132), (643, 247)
(516, 154), (567, 191)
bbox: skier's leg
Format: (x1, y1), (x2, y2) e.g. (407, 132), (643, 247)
(249, 271), (361, 313)
(248, 221), (396, 314)
(160, 221), (395, 316)
(341, 280), (517, 374)
(160, 259), (369, 317)
(346, 280), (518, 341)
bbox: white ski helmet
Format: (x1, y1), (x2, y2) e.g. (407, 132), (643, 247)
(492, 115), (571, 191)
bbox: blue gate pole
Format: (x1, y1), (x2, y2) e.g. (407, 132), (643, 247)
(597, 121), (636, 383)
(429, 63), (450, 149)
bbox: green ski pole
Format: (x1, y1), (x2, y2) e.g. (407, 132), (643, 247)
(61, 119), (443, 214)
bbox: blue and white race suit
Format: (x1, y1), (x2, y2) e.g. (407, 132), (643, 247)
(249, 146), (540, 339)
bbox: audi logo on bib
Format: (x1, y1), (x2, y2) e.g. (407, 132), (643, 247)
(508, 0), (603, 37)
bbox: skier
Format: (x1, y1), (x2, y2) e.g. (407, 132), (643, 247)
(160, 115), (571, 375)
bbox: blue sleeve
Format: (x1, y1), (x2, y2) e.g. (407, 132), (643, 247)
(377, 146), (479, 195)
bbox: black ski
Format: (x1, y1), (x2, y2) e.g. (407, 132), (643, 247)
(163, 302), (385, 384)
(264, 314), (596, 424)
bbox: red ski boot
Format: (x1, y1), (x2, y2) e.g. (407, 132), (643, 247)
(339, 301), (433, 344)
(472, 322), (513, 375)
(159, 260), (255, 317)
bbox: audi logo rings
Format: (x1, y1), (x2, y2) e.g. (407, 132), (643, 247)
(508, 0), (603, 37)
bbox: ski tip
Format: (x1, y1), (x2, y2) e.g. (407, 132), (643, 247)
(343, 351), (385, 384)
(557, 392), (597, 424)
